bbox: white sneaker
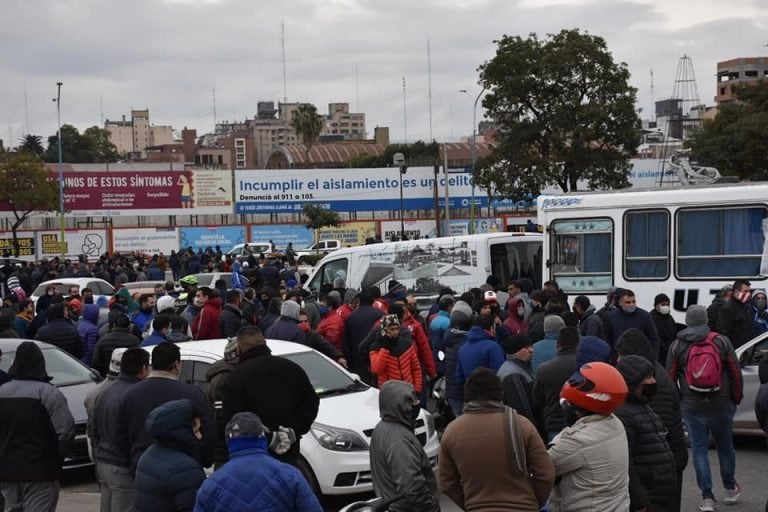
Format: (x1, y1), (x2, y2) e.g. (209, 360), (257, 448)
(699, 497), (716, 512)
(724, 483), (741, 504)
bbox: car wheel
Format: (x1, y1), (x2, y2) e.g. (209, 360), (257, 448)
(295, 456), (321, 497)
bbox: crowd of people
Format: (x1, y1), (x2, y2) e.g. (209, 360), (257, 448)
(0, 248), (767, 512)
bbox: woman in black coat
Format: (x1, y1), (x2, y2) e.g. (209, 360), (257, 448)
(615, 355), (678, 512)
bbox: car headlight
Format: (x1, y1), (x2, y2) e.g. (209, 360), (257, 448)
(310, 422), (369, 452)
(423, 410), (436, 439)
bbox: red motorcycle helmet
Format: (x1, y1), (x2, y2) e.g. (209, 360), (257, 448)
(560, 362), (628, 416)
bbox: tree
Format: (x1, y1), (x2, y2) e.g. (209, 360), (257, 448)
(44, 124), (119, 163)
(291, 104), (324, 160)
(302, 203), (342, 247)
(477, 29), (641, 197)
(18, 134), (45, 158)
(688, 80), (768, 180)
(346, 141), (440, 168)
(0, 154), (60, 257)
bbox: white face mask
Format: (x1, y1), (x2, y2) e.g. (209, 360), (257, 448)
(657, 305), (671, 316)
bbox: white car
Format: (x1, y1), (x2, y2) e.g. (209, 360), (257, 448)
(294, 239), (342, 263)
(31, 277), (115, 306)
(174, 338), (440, 495)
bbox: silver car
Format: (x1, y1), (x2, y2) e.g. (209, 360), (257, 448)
(734, 332), (768, 436)
(0, 339), (100, 468)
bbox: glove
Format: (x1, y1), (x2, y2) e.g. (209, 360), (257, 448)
(267, 426), (297, 455)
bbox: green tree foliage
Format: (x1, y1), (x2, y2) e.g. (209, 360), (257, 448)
(0, 154), (60, 256)
(18, 134), (45, 158)
(346, 141), (440, 168)
(689, 80), (768, 180)
(302, 203), (342, 246)
(477, 29), (641, 197)
(291, 104), (324, 159)
(44, 124), (119, 163)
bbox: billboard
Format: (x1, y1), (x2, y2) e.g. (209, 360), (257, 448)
(318, 222), (377, 246)
(37, 169), (233, 216)
(36, 230), (108, 260)
(180, 226), (246, 253)
(0, 231), (36, 260)
(113, 228), (179, 255)
(250, 224), (314, 250)
(379, 218), (503, 240)
(235, 168), (486, 214)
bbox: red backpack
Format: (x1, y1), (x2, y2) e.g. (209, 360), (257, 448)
(684, 331), (724, 393)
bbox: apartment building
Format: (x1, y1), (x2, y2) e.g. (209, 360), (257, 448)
(716, 57), (768, 104)
(105, 109), (174, 158)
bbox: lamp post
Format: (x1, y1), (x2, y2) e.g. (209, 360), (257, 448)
(393, 152), (406, 240)
(460, 87), (486, 234)
(54, 82), (66, 255)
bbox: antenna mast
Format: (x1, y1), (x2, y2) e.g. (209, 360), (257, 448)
(23, 86), (30, 135)
(281, 21), (288, 105)
(402, 77), (408, 144)
(427, 38), (433, 142)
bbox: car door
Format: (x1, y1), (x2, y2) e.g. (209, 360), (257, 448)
(734, 332), (768, 434)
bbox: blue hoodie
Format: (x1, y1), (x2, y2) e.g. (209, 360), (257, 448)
(78, 304), (100, 367)
(456, 325), (505, 387)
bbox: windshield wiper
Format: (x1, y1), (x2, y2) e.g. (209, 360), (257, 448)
(316, 380), (368, 397)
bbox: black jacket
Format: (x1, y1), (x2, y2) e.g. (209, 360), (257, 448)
(650, 309), (678, 363)
(615, 395), (678, 512)
(717, 299), (754, 349)
(615, 329), (688, 471)
(91, 328), (141, 377)
(578, 305), (604, 339)
(707, 294), (727, 331)
(35, 318), (82, 359)
(219, 304), (246, 338)
(437, 328), (468, 401)
(116, 374), (216, 470)
(531, 348), (577, 432)
(221, 344), (319, 464)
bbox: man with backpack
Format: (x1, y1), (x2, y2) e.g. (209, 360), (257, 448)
(667, 304), (743, 512)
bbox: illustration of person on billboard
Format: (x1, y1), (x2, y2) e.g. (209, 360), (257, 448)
(178, 173), (193, 208)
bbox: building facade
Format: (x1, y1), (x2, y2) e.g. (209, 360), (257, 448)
(104, 109), (174, 158)
(716, 57), (768, 104)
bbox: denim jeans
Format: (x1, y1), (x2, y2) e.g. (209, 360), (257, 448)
(448, 398), (464, 417)
(682, 402), (737, 499)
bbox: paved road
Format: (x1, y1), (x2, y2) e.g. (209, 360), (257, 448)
(58, 438), (767, 512)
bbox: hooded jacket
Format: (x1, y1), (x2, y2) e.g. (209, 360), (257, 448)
(369, 328), (423, 393)
(193, 435), (323, 512)
(456, 325), (505, 387)
(219, 303), (245, 338)
(0, 342), (75, 482)
(548, 414), (630, 512)
(134, 399), (206, 512)
(317, 308), (345, 351)
(615, 357), (678, 512)
(92, 326), (140, 377)
(438, 401), (555, 511)
(192, 297), (222, 340)
(504, 296), (529, 336)
(578, 304), (604, 339)
(439, 327), (469, 401)
(78, 303), (101, 366)
(616, 329), (688, 471)
(370, 381), (440, 512)
(667, 324), (743, 408)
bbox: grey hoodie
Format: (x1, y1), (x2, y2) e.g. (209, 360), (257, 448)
(369, 380), (439, 512)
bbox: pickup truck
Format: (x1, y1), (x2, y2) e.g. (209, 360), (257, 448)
(294, 239), (342, 263)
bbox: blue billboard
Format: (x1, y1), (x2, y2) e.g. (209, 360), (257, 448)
(179, 226), (246, 252)
(250, 224), (314, 251)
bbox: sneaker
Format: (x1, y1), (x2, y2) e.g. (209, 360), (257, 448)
(724, 484), (741, 504)
(700, 497), (716, 511)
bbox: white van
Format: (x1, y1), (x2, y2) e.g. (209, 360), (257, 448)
(305, 232), (542, 299)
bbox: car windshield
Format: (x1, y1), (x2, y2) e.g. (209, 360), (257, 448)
(0, 347), (99, 387)
(281, 351), (365, 396)
(32, 283), (79, 297)
(193, 274), (214, 286)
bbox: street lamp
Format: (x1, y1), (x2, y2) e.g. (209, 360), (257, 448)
(460, 87), (487, 234)
(54, 82), (65, 255)
(393, 152), (406, 241)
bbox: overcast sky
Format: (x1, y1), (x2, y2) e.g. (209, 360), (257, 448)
(2, 0), (767, 148)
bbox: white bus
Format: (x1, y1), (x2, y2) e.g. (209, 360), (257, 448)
(537, 183), (768, 322)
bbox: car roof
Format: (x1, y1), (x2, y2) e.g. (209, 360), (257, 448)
(0, 338), (55, 351)
(175, 338), (312, 360)
(38, 277), (110, 286)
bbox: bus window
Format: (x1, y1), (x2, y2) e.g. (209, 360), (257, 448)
(550, 219), (612, 292)
(625, 210), (670, 279)
(677, 206), (767, 278)
(307, 258), (349, 292)
(490, 242), (542, 290)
